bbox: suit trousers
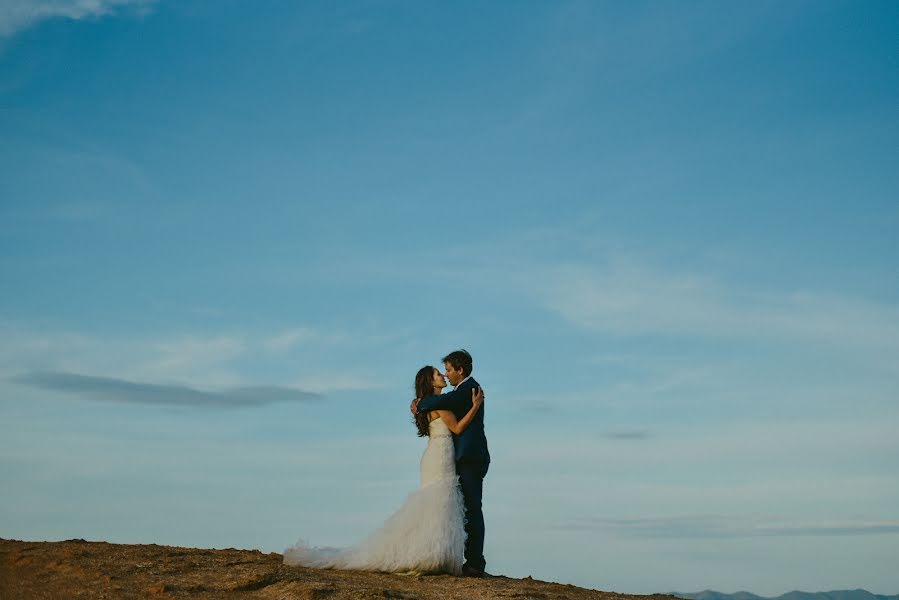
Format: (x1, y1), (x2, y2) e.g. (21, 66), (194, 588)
(457, 460), (489, 571)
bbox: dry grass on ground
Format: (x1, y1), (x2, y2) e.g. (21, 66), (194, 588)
(1, 537), (676, 600)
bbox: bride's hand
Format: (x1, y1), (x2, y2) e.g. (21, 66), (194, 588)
(471, 387), (484, 408)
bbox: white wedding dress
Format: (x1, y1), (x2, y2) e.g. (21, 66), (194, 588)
(283, 418), (467, 574)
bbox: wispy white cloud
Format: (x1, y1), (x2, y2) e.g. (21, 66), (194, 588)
(0, 327), (249, 387)
(555, 514), (899, 539)
(290, 373), (386, 394)
(503, 419), (899, 470)
(538, 261), (899, 352)
(602, 430), (651, 440)
(0, 323), (388, 393)
(263, 327), (315, 352)
(261, 326), (362, 354)
(141, 335), (247, 383)
(11, 371), (320, 408)
(0, 0), (156, 37)
(311, 230), (899, 359)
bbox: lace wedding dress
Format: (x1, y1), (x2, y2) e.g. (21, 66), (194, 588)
(283, 418), (467, 574)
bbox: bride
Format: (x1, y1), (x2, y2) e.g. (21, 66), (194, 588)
(283, 365), (484, 574)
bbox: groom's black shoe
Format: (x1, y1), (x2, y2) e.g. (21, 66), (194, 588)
(462, 564), (486, 578)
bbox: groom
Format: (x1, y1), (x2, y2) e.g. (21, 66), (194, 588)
(413, 349), (490, 577)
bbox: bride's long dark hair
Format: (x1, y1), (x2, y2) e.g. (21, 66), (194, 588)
(413, 365), (435, 437)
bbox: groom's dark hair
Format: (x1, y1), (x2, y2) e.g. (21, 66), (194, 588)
(442, 349), (473, 377)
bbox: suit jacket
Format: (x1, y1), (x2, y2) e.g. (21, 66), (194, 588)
(417, 376), (490, 465)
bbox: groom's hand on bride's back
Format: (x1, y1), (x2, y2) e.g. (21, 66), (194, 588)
(410, 397), (421, 415)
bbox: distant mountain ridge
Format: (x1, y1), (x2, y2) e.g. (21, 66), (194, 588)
(676, 590), (898, 600)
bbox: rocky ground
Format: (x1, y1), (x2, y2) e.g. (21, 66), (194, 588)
(1, 537), (677, 600)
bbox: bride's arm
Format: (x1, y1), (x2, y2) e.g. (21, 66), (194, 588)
(436, 388), (484, 435)
(416, 383), (472, 414)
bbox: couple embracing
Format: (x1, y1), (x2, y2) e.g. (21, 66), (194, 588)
(284, 349), (491, 577)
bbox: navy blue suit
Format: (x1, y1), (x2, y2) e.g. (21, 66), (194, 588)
(417, 376), (490, 571)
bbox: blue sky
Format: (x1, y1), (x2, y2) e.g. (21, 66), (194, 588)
(1, 0), (897, 595)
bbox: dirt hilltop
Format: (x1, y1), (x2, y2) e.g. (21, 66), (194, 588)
(1, 537), (676, 600)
